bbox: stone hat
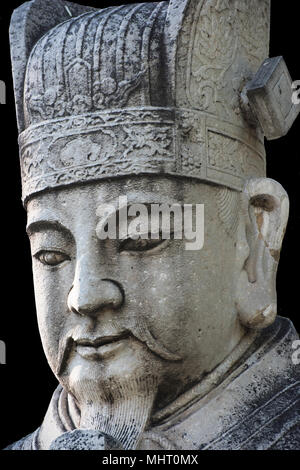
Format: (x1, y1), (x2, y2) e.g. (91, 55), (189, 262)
(10, 0), (272, 204)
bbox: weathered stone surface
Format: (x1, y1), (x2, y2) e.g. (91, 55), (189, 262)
(12, 0), (272, 203)
(245, 56), (300, 140)
(7, 0), (299, 451)
(50, 429), (122, 450)
(9, 0), (96, 132)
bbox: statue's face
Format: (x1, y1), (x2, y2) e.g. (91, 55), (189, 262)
(26, 176), (245, 408)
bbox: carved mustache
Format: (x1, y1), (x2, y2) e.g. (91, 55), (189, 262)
(56, 315), (182, 376)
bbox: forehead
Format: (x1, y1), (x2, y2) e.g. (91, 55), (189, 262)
(26, 176), (217, 223)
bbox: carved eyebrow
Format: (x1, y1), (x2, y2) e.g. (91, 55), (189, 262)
(26, 220), (73, 240)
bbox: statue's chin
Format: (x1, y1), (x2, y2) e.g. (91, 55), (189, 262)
(58, 342), (163, 449)
(62, 336), (156, 389)
(67, 370), (160, 450)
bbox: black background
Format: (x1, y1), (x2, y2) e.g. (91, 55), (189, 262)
(0, 0), (299, 451)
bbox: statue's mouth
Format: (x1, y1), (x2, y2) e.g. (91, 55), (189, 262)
(74, 332), (131, 360)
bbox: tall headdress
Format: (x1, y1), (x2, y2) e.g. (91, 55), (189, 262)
(10, 0), (299, 204)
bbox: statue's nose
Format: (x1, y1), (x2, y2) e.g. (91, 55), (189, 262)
(67, 259), (124, 316)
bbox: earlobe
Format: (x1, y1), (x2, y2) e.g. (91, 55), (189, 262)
(235, 178), (289, 330)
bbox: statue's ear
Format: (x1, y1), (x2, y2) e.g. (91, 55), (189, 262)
(9, 0), (97, 133)
(235, 178), (289, 329)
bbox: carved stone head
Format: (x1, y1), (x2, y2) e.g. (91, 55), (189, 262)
(10, 0), (297, 449)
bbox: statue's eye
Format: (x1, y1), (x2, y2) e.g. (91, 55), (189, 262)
(35, 251), (70, 266)
(120, 234), (169, 253)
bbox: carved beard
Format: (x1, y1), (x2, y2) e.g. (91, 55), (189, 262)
(60, 340), (162, 450)
(70, 372), (159, 450)
(54, 314), (181, 449)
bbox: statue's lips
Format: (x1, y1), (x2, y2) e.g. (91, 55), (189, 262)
(74, 332), (130, 360)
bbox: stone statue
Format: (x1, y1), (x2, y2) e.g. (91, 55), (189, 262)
(7, 0), (299, 450)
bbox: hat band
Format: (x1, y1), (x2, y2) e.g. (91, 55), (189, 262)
(19, 107), (266, 203)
